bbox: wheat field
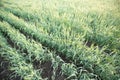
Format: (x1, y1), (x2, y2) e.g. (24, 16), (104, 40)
(0, 0), (120, 80)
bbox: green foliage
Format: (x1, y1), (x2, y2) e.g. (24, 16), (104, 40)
(0, 0), (120, 80)
(0, 33), (43, 80)
(0, 0), (4, 7)
(61, 63), (77, 79)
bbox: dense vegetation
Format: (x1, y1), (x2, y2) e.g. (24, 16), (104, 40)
(0, 0), (120, 80)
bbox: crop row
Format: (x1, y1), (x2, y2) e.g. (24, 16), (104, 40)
(3, 7), (40, 22)
(0, 9), (95, 79)
(3, 6), (120, 61)
(0, 9), (119, 79)
(0, 33), (43, 80)
(0, 21), (81, 80)
(3, 6), (120, 52)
